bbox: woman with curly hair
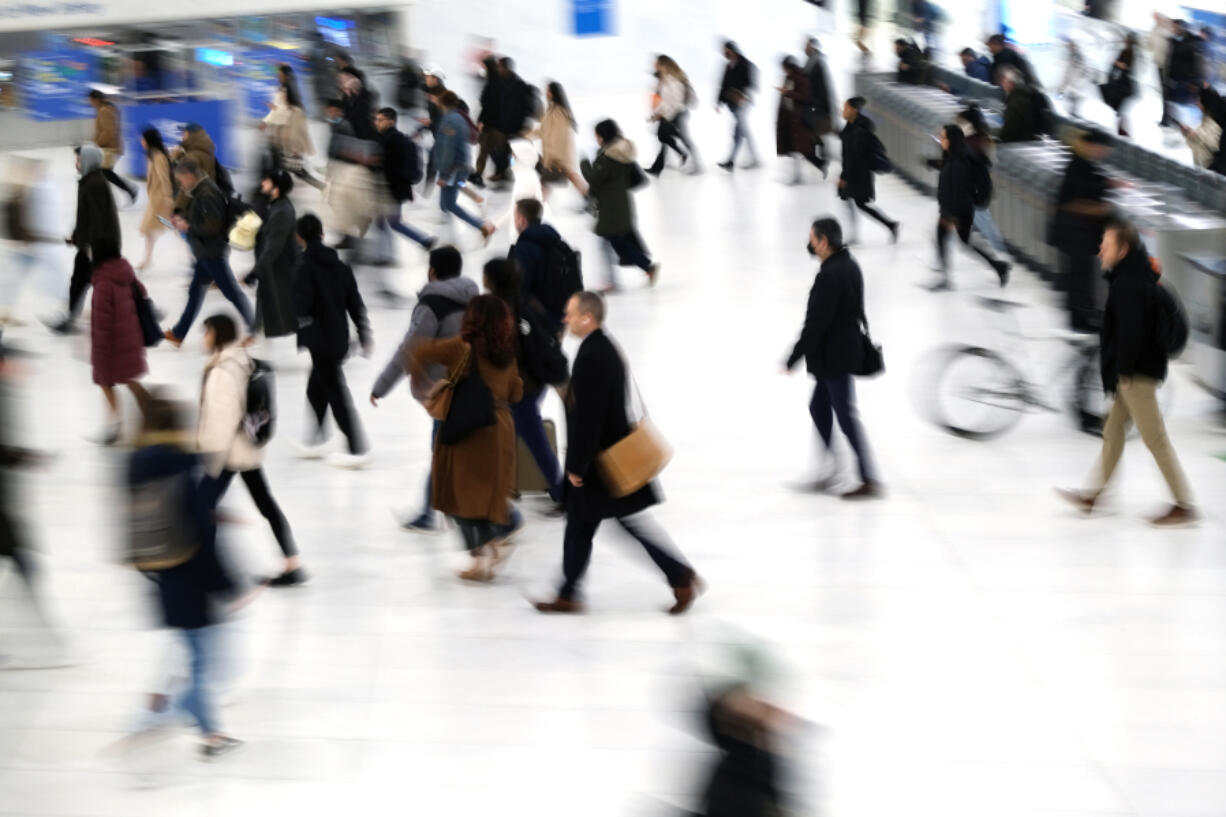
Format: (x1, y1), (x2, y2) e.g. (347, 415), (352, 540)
(406, 294), (524, 582)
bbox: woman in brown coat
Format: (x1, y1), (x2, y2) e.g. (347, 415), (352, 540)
(535, 82), (577, 186)
(137, 128), (175, 272)
(775, 57), (822, 184)
(408, 295), (523, 582)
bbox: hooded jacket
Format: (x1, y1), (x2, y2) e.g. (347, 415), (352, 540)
(90, 257), (146, 387)
(580, 137), (638, 237)
(175, 128), (217, 180)
(294, 240), (372, 360)
(372, 275), (478, 401)
(73, 144), (120, 260)
(198, 344), (263, 475)
(510, 221), (565, 329)
(1100, 245), (1167, 392)
(182, 176), (229, 260)
(935, 146), (977, 219)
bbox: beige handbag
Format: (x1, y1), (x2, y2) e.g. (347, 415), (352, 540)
(228, 210), (263, 251)
(595, 368), (673, 498)
(423, 344), (471, 421)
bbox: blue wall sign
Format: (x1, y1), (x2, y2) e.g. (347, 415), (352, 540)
(123, 98), (234, 178)
(572, 0), (613, 37)
(20, 49), (98, 121)
(239, 48), (305, 119)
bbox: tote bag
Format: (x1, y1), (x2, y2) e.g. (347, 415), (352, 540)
(595, 363), (673, 498)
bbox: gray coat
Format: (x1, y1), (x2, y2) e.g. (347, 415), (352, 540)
(248, 196), (299, 337)
(372, 276), (479, 401)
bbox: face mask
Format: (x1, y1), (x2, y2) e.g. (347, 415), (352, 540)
(652, 71), (661, 79)
(807, 241), (818, 257)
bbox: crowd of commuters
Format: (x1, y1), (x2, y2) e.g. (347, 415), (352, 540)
(0, 23), (1207, 789)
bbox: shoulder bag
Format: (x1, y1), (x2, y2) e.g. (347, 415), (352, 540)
(423, 343), (470, 420)
(856, 307), (884, 378)
(596, 361), (673, 498)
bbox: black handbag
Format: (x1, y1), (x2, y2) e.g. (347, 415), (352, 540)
(132, 282), (162, 348)
(626, 161), (649, 190)
(855, 310), (884, 378)
(437, 347), (496, 445)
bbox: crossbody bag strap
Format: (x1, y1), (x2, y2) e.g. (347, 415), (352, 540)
(611, 337), (649, 423)
(449, 343), (472, 384)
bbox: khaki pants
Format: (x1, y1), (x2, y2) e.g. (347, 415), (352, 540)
(101, 149), (119, 170)
(1091, 376), (1193, 506)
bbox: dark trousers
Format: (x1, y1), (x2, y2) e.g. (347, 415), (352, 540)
(171, 255), (255, 339)
(559, 511), (693, 601)
(67, 249), (93, 317)
(306, 351), (367, 454)
(202, 468), (297, 558)
(103, 168), (136, 200)
(809, 375), (876, 484)
(605, 231), (653, 271)
(935, 214), (998, 279)
(1061, 250), (1101, 332)
(453, 517), (496, 552)
(473, 128), (510, 178)
(844, 197), (895, 235)
(1158, 68), (1171, 125)
(510, 387), (562, 502)
(649, 113), (696, 172)
(420, 419), (441, 516)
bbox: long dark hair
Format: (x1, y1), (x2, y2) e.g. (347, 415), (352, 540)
(483, 258), (523, 313)
(461, 294), (516, 368)
(546, 81), (576, 130)
(942, 123), (966, 154)
(279, 64), (303, 109)
(142, 126), (170, 162)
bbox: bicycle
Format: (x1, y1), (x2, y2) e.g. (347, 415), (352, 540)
(919, 295), (1169, 440)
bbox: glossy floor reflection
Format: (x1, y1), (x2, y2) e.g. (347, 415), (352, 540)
(2, 53), (1226, 817)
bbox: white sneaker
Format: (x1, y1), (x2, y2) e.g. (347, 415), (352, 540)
(326, 451), (372, 470)
(291, 439), (331, 460)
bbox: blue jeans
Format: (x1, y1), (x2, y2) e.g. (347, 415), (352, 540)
(385, 206), (434, 248)
(510, 387), (562, 502)
(972, 207), (1008, 256)
(172, 254), (254, 339)
(439, 185), (484, 230)
(727, 100), (758, 164)
(420, 420), (441, 518)
(809, 374), (877, 484)
(175, 626), (219, 735)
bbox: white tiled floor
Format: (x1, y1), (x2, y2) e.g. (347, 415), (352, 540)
(2, 34), (1226, 817)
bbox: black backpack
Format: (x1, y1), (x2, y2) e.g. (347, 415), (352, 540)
(518, 302), (569, 387)
(970, 156), (994, 207)
(125, 472), (200, 571)
(438, 355), (496, 445)
(537, 239), (583, 316)
(869, 132), (892, 173)
(1152, 278), (1189, 358)
(244, 358), (277, 446)
(405, 138), (424, 186)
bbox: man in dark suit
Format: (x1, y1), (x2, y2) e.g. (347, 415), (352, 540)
(784, 218), (883, 499)
(534, 292), (701, 615)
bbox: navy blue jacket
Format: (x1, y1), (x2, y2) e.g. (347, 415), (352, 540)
(509, 222), (565, 330)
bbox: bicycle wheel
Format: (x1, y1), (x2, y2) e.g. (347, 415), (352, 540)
(1071, 345), (1106, 436)
(931, 346), (1028, 440)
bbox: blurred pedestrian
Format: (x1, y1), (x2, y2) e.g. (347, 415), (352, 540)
(784, 217), (883, 499)
(90, 254), (152, 444)
(894, 37), (928, 85)
(802, 38), (835, 171)
(509, 198), (578, 333)
(647, 55), (699, 176)
(572, 119), (658, 292)
(263, 64), (321, 189)
(137, 128), (175, 272)
(47, 144), (119, 335)
(433, 91), (495, 240)
(371, 245), (477, 532)
(997, 68), (1043, 143)
(372, 107), (436, 252)
(197, 313), (303, 586)
(87, 89), (138, 202)
(163, 158), (255, 346)
(956, 106), (1012, 263)
(404, 294), (523, 582)
(534, 291), (701, 615)
(838, 97), (900, 244)
(536, 81), (578, 186)
(1050, 129), (1115, 332)
(470, 55), (508, 187)
(1180, 87), (1224, 172)
(1101, 33), (1138, 136)
(1149, 12), (1174, 126)
(2, 158), (62, 326)
(986, 34), (1039, 87)
(1057, 34), (1093, 118)
(1057, 219), (1198, 527)
(243, 170), (299, 358)
(776, 56), (825, 183)
(293, 214), (373, 469)
(716, 41), (761, 171)
(959, 47), (992, 82)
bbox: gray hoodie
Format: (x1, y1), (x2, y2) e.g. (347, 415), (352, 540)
(78, 143), (103, 176)
(372, 275), (480, 401)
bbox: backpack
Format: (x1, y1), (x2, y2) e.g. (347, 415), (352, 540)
(1152, 278), (1189, 358)
(970, 156), (994, 207)
(418, 293), (467, 325)
(518, 302), (569, 387)
(125, 472), (200, 571)
(1031, 90), (1054, 136)
(405, 138), (424, 185)
(243, 358), (277, 446)
(214, 161), (235, 196)
(869, 132), (892, 173)
(537, 238), (583, 316)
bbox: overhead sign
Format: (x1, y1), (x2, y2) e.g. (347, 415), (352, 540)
(572, 0), (613, 37)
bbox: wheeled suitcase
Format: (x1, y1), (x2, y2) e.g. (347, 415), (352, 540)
(515, 419), (557, 494)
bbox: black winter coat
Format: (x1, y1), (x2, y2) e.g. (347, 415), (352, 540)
(248, 196), (299, 337)
(1100, 246), (1167, 392)
(379, 127), (418, 203)
(718, 56), (756, 108)
(73, 169), (120, 260)
(838, 114), (879, 203)
(345, 88), (378, 141)
(128, 444), (235, 630)
(498, 73), (536, 135)
(564, 329), (659, 522)
(896, 43), (928, 85)
(991, 47), (1039, 87)
(786, 247), (867, 378)
(509, 221), (565, 331)
(1167, 34), (1201, 84)
(294, 241), (372, 360)
(1051, 155), (1109, 254)
(935, 148), (976, 219)
(998, 88), (1038, 143)
(183, 177), (229, 260)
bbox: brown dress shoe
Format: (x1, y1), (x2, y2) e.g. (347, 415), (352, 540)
(1055, 488), (1097, 514)
(841, 481), (884, 500)
(533, 597), (585, 614)
(669, 575), (705, 615)
(1150, 505), (1200, 528)
(163, 329), (182, 349)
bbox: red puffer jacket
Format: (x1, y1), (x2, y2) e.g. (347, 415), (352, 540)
(90, 258), (148, 387)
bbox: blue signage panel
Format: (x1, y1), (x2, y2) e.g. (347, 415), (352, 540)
(573, 0), (613, 37)
(20, 49), (98, 121)
(122, 99), (235, 178)
(239, 48), (305, 119)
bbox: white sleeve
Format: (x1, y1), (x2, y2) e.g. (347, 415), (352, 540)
(197, 366), (245, 476)
(656, 77), (688, 119)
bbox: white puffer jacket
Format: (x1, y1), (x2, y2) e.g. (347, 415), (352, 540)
(199, 345), (263, 476)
